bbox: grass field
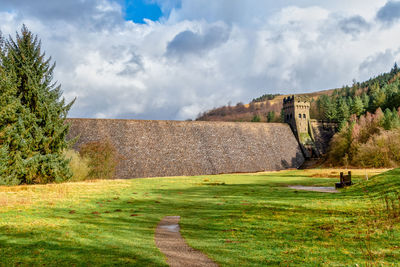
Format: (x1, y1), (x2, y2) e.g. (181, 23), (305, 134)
(0, 168), (399, 266)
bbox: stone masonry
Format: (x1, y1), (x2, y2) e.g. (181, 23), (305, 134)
(66, 119), (305, 179)
(282, 96), (337, 158)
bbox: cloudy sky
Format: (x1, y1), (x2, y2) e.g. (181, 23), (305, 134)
(1, 0), (400, 120)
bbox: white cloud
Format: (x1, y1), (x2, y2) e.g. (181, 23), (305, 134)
(1, 1), (400, 120)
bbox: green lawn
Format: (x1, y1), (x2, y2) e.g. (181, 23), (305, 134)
(0, 168), (399, 266)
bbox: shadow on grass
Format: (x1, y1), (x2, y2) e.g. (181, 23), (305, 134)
(0, 173), (388, 266)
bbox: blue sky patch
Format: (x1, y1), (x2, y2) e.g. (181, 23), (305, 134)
(124, 0), (163, 23)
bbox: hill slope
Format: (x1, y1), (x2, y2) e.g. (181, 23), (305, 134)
(349, 167), (400, 196)
(196, 89), (335, 122)
(197, 64), (400, 123)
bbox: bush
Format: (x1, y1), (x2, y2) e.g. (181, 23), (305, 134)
(64, 150), (90, 181)
(328, 108), (400, 167)
(251, 115), (261, 122)
(352, 129), (400, 168)
(79, 140), (119, 179)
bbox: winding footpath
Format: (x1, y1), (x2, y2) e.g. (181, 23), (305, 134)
(155, 216), (218, 267)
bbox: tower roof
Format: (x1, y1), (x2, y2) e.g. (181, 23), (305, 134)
(283, 95), (310, 104)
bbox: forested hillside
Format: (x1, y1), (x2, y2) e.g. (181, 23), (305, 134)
(326, 64), (400, 167)
(312, 64), (400, 125)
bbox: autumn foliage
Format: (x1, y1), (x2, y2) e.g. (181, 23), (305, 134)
(328, 108), (400, 167)
(79, 140), (119, 179)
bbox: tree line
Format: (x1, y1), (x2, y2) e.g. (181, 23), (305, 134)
(197, 100), (282, 122)
(311, 64), (400, 127)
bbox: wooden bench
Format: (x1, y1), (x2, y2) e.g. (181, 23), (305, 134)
(335, 171), (352, 188)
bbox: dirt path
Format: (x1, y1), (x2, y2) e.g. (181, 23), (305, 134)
(155, 216), (218, 267)
(288, 185), (339, 193)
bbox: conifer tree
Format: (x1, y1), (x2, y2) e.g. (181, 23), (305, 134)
(351, 96), (365, 117)
(0, 26), (74, 184)
(361, 93), (370, 110)
(0, 44), (33, 184)
(337, 98), (350, 123)
(324, 98), (337, 122)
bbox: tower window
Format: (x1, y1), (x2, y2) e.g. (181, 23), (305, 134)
(303, 114), (306, 118)
(298, 114), (301, 119)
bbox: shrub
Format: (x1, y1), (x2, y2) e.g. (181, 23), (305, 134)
(352, 129), (400, 168)
(64, 150), (90, 181)
(328, 108), (400, 167)
(79, 140), (119, 179)
(251, 115), (261, 122)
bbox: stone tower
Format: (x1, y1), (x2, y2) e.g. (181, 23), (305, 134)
(283, 95), (315, 158)
(283, 95), (310, 136)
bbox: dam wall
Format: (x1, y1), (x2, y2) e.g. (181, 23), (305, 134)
(66, 119), (305, 179)
(310, 121), (337, 155)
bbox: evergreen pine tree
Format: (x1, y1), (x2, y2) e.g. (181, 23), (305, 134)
(0, 48), (33, 185)
(0, 26), (74, 184)
(382, 79), (400, 111)
(324, 98), (337, 122)
(351, 96), (365, 116)
(382, 108), (394, 130)
(337, 98), (350, 123)
(361, 93), (370, 110)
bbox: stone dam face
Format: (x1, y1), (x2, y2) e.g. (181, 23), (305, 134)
(66, 119), (305, 179)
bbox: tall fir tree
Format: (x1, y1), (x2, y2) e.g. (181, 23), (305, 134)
(324, 97), (337, 122)
(0, 41), (33, 185)
(361, 93), (370, 110)
(0, 26), (74, 184)
(337, 98), (350, 123)
(351, 96), (365, 117)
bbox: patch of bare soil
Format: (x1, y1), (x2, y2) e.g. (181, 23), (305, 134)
(310, 172), (340, 178)
(155, 216), (218, 267)
(288, 186), (339, 193)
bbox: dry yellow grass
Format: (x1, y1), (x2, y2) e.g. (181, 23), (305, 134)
(298, 168), (391, 178)
(253, 168), (390, 179)
(0, 179), (131, 211)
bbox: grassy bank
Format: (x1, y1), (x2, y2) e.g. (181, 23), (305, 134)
(0, 168), (398, 266)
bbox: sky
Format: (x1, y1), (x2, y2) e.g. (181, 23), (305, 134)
(1, 0), (400, 120)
